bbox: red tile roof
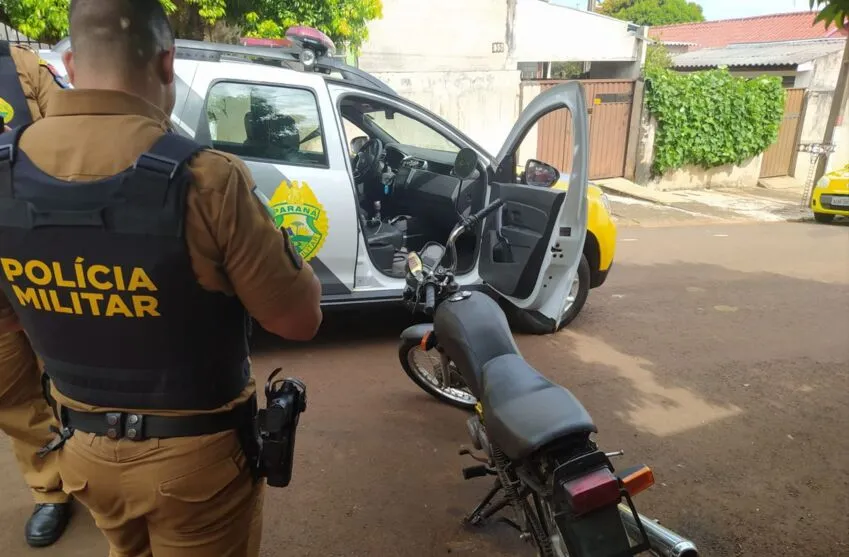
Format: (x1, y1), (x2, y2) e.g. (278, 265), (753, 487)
(649, 11), (845, 50)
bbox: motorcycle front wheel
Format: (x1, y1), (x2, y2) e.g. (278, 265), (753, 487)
(398, 339), (477, 411)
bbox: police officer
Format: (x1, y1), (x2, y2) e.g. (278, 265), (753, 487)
(0, 39), (72, 547)
(0, 0), (323, 555)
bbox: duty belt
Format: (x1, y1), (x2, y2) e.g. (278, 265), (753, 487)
(60, 403), (253, 441)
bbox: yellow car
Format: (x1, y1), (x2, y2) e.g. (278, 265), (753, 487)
(510, 164), (617, 333)
(811, 165), (849, 223)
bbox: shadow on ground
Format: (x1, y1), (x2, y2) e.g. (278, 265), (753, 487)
(247, 257), (848, 557)
(1, 226), (847, 557)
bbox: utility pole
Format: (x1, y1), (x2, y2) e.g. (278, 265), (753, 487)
(814, 35), (849, 183)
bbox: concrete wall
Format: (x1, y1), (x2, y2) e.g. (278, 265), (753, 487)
(358, 0), (510, 72)
(807, 49), (842, 91)
(513, 0), (640, 63)
(372, 70), (522, 156)
(359, 0), (644, 73)
(634, 115), (762, 190)
(794, 91), (834, 182)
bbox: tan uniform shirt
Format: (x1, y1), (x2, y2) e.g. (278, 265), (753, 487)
(8, 43), (63, 122)
(0, 89), (316, 417)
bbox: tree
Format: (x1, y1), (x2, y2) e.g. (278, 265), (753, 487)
(0, 0), (383, 53)
(598, 0), (704, 26)
(240, 0), (383, 54)
(809, 0), (849, 29)
(643, 42), (672, 73)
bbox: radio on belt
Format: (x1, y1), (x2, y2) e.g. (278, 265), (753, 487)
(256, 367), (307, 488)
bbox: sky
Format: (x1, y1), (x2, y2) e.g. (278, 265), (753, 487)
(557, 0), (815, 21)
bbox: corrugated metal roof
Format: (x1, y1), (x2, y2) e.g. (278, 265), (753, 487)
(672, 39), (845, 68)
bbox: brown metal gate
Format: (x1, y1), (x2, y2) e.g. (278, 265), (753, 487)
(534, 80), (635, 180)
(760, 88), (805, 178)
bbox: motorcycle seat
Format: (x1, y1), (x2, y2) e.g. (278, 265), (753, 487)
(481, 353), (597, 461)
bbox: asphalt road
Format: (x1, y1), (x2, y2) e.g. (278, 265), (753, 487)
(1, 218), (847, 557)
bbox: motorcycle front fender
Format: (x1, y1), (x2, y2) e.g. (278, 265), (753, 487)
(400, 323), (434, 343)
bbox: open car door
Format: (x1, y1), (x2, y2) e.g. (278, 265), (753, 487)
(478, 81), (589, 332)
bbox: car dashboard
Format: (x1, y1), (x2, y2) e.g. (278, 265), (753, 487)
(384, 144), (482, 230)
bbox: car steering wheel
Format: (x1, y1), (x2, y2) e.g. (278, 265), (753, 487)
(352, 137), (384, 184)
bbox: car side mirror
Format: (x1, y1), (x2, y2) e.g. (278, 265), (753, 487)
(350, 135), (368, 154)
(523, 159), (560, 188)
(453, 148), (478, 180)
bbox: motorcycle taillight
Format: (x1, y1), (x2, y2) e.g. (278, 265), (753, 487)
(561, 468), (621, 517)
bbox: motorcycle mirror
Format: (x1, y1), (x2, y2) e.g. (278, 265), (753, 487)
(452, 148), (478, 181)
(406, 251), (424, 279)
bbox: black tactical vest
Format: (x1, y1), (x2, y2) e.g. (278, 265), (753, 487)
(0, 41), (34, 128)
(0, 127), (251, 411)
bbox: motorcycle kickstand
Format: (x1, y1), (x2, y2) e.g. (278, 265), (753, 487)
(464, 479), (502, 526)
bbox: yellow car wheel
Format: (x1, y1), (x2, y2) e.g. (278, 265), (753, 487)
(814, 212), (835, 224)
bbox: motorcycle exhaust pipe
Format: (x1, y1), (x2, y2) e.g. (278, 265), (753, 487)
(618, 504), (699, 557)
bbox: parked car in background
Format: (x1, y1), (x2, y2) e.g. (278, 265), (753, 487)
(811, 163), (849, 223)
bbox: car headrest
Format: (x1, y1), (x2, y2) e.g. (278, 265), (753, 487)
(244, 111), (300, 152)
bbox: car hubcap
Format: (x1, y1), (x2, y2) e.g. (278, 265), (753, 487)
(406, 347), (477, 405)
(559, 275), (581, 321)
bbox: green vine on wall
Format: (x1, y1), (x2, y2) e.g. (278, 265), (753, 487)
(644, 67), (785, 176)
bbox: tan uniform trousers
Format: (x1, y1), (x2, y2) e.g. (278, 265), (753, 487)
(57, 428), (264, 557)
(0, 331), (67, 504)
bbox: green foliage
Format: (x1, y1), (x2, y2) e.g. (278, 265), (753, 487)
(809, 0), (849, 29)
(644, 67), (785, 176)
(241, 0), (383, 54)
(0, 0), (383, 53)
(643, 43), (671, 74)
(598, 0), (704, 26)
(0, 0), (69, 42)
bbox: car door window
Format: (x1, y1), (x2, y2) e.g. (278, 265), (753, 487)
(341, 118), (369, 156)
(205, 81), (328, 168)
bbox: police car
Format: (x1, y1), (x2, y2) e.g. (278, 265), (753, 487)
(40, 27), (617, 334)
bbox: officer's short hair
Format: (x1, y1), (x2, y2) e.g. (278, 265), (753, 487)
(69, 0), (175, 69)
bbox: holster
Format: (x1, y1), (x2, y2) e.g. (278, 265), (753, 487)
(256, 369), (307, 488)
(237, 393), (263, 483)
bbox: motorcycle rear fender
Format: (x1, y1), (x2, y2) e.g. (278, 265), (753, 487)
(400, 323), (434, 343)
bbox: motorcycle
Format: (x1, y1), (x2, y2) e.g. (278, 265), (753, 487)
(397, 148), (699, 557)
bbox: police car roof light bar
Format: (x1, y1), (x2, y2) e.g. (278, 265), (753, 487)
(285, 26), (336, 58)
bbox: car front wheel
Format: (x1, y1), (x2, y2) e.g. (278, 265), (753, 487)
(507, 254), (591, 335)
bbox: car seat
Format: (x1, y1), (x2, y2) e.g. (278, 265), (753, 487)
(243, 112), (302, 162)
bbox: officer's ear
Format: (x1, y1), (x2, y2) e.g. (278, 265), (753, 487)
(62, 50), (76, 86)
(155, 46), (176, 86)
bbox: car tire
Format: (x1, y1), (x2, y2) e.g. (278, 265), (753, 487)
(814, 212), (835, 224)
(507, 254), (591, 335)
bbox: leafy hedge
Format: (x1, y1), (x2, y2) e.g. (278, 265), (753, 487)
(644, 68), (785, 175)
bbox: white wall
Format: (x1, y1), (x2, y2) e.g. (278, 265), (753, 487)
(808, 49), (843, 91)
(358, 0), (644, 73)
(512, 0), (640, 63)
(357, 0), (510, 72)
(372, 70), (522, 155)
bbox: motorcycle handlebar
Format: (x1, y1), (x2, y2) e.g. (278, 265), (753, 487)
(423, 283), (436, 315)
(463, 198), (505, 231)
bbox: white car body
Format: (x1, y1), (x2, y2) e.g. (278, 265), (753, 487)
(39, 39), (590, 332)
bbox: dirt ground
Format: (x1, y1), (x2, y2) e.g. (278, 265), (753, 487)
(0, 219), (847, 557)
